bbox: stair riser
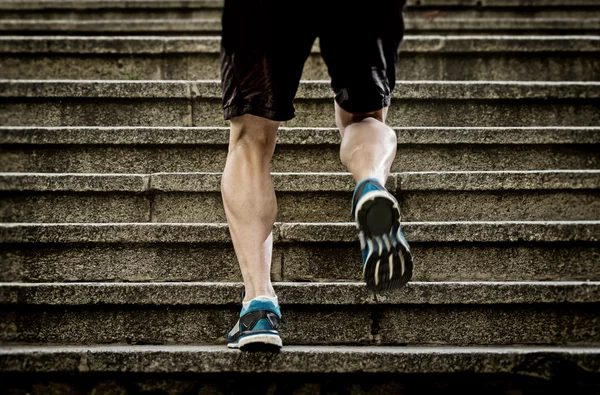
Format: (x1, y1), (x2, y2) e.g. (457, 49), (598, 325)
(3, 8), (600, 20)
(0, 10), (224, 20)
(3, 54), (598, 81)
(2, 243), (598, 282)
(1, 304), (597, 345)
(2, 19), (599, 35)
(0, 373), (574, 395)
(2, 98), (598, 127)
(2, 145), (599, 173)
(1, 190), (598, 223)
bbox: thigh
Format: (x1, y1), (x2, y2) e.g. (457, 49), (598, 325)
(319, 1), (406, 114)
(220, 0), (317, 122)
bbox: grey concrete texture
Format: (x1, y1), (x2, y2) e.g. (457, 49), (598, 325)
(0, 99), (193, 127)
(2, 0), (598, 10)
(0, 305), (373, 345)
(0, 0), (225, 10)
(1, 171), (598, 222)
(1, 344), (599, 375)
(405, 0), (600, 5)
(1, 19), (598, 35)
(1, 221), (598, 244)
(1, 81), (599, 127)
(1, 239), (598, 283)
(401, 18), (600, 35)
(0, 173), (149, 191)
(3, 126), (598, 145)
(400, 191), (600, 221)
(5, 170), (596, 192)
(2, 282), (599, 306)
(3, 53), (597, 82)
(4, 80), (598, 100)
(0, 301), (598, 346)
(0, 243), (276, 283)
(2, 36), (598, 81)
(282, 244), (600, 283)
(2, 1), (600, 20)
(1, 127), (598, 173)
(150, 192), (358, 223)
(0, 193), (153, 222)
(277, 221), (600, 243)
(376, 305), (599, 345)
(4, 36), (600, 55)
(0, 373), (581, 395)
(2, 143), (600, 174)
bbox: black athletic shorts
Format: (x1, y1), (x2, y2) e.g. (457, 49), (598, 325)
(220, 0), (406, 121)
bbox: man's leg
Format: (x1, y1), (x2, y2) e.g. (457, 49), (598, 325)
(337, 104), (396, 185)
(222, 114), (284, 350)
(336, 102), (413, 292)
(221, 114), (280, 303)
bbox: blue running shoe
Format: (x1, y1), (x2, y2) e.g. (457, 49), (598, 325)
(351, 177), (413, 292)
(227, 298), (282, 350)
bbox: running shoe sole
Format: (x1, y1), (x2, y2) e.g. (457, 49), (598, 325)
(228, 332), (282, 351)
(355, 190), (413, 292)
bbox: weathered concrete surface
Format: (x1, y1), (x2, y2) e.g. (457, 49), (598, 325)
(0, 283), (598, 345)
(1, 127), (598, 173)
(1, 221), (598, 244)
(0, 173), (149, 191)
(2, 282), (599, 305)
(0, 222), (598, 282)
(1, 239), (598, 282)
(0, 19), (598, 35)
(283, 243), (600, 282)
(0, 193), (153, 222)
(1, 171), (597, 222)
(0, 303), (597, 345)
(1, 344), (599, 375)
(3, 126), (598, 146)
(2, 81), (598, 127)
(2, 36), (598, 81)
(277, 222), (600, 243)
(0, 304), (373, 345)
(0, 371), (586, 395)
(2, 144), (599, 173)
(377, 305), (599, 345)
(399, 191), (600, 221)
(4, 36), (600, 54)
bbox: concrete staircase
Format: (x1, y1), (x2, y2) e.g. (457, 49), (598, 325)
(1, 0), (599, 393)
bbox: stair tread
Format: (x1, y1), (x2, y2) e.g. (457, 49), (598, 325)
(2, 281), (599, 305)
(1, 344), (599, 374)
(2, 35), (599, 54)
(2, 126), (598, 145)
(1, 221), (598, 243)
(1, 170), (599, 192)
(2, 79), (599, 100)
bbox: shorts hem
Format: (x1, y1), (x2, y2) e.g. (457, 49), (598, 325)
(223, 104), (294, 122)
(334, 94), (393, 115)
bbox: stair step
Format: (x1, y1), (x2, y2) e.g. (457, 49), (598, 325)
(2, 36), (598, 81)
(1, 80), (599, 127)
(3, 281), (598, 305)
(1, 171), (598, 223)
(1, 344), (598, 375)
(1, 222), (598, 282)
(2, 126), (599, 173)
(1, 0), (599, 21)
(3, 18), (598, 36)
(0, 281), (598, 345)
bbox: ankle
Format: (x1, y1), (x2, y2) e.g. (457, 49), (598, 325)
(242, 294), (279, 310)
(243, 286), (276, 303)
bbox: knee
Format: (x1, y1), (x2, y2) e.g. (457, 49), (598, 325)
(229, 114), (279, 155)
(335, 103), (388, 133)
